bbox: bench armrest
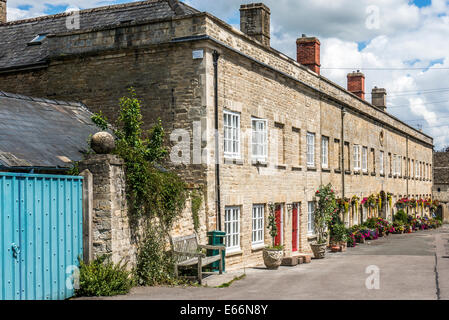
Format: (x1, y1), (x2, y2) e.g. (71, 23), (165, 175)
(198, 244), (226, 250)
(173, 251), (205, 258)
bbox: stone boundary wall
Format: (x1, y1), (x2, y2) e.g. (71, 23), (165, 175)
(78, 153), (209, 268)
(79, 154), (137, 268)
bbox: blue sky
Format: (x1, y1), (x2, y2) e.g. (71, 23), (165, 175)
(5, 0), (449, 149)
(33, 0), (434, 15)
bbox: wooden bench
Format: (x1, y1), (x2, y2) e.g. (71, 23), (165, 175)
(170, 233), (225, 285)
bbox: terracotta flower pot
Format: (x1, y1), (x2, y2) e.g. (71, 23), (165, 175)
(331, 245), (340, 252)
(263, 248), (283, 270)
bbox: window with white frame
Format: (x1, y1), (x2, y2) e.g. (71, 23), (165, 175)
(224, 207), (240, 252)
(398, 156), (402, 176)
(306, 132), (315, 167)
(321, 136), (329, 168)
(411, 160), (414, 178)
(379, 151), (384, 175)
(393, 155), (398, 175)
(251, 118), (267, 162)
(308, 201), (315, 235)
(353, 145), (361, 170)
(252, 205), (264, 246)
(362, 147), (368, 172)
(416, 160), (419, 177)
(223, 110), (240, 159)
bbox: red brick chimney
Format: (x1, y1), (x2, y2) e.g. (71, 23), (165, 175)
(296, 34), (321, 75)
(347, 70), (365, 99)
(0, 0), (6, 24)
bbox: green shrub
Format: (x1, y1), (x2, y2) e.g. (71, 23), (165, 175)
(76, 255), (134, 297)
(394, 209), (408, 224)
(135, 231), (180, 286)
(330, 223), (349, 243)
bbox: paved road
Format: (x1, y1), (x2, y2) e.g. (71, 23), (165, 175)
(91, 225), (449, 300)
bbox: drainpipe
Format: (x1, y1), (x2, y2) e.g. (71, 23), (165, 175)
(213, 50), (222, 231)
(341, 107), (346, 199)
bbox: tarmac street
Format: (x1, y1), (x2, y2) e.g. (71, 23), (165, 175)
(83, 225), (449, 300)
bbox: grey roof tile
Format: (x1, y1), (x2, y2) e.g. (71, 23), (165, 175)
(0, 0), (198, 70)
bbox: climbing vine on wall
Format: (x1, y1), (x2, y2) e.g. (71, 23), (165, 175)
(190, 189), (203, 233)
(91, 88), (189, 285)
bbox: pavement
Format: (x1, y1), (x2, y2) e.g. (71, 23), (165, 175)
(81, 225), (449, 300)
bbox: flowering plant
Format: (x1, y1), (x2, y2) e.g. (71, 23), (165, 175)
(314, 184), (337, 244)
(387, 192), (393, 208)
(395, 198), (409, 209)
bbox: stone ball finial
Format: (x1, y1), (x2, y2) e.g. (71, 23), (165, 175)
(91, 131), (116, 154)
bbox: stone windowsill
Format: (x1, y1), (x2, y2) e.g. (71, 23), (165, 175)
(307, 167), (317, 172)
(354, 170), (360, 175)
(362, 171), (369, 176)
(371, 172), (376, 176)
(322, 168), (331, 173)
(334, 169), (342, 174)
(380, 173), (385, 178)
(388, 174), (392, 178)
(226, 249), (243, 257)
(251, 244), (265, 252)
(224, 157), (244, 165)
(292, 166), (302, 171)
(251, 160), (268, 167)
(345, 170), (351, 175)
(276, 164), (287, 170)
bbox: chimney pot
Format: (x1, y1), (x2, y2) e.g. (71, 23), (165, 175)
(296, 36), (321, 75)
(347, 71), (365, 100)
(372, 87), (387, 111)
(240, 3), (271, 47)
(0, 0), (6, 24)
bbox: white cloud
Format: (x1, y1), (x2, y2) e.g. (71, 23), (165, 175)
(185, 0), (449, 149)
(5, 0), (449, 148)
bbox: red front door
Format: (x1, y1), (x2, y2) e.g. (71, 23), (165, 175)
(292, 204), (299, 252)
(275, 205), (282, 246)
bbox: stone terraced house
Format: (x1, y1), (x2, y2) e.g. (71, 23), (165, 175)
(0, 0), (434, 270)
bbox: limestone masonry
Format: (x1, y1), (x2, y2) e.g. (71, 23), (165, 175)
(0, 0), (433, 270)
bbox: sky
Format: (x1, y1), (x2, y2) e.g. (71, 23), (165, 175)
(5, 0), (449, 150)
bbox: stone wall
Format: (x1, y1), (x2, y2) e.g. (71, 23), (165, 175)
(204, 45), (433, 270)
(0, 0), (6, 24)
(79, 154), (137, 267)
(433, 151), (449, 224)
(0, 11), (434, 271)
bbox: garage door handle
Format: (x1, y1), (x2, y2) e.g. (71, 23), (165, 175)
(11, 243), (20, 258)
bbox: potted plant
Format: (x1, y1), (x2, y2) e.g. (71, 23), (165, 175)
(262, 203), (284, 270)
(330, 223), (349, 252)
(310, 184), (336, 259)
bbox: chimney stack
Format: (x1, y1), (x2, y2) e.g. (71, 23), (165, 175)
(0, 0), (6, 24)
(371, 87), (387, 111)
(240, 3), (271, 47)
(347, 70), (365, 100)
(296, 35), (321, 75)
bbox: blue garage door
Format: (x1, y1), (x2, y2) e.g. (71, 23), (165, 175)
(0, 172), (83, 300)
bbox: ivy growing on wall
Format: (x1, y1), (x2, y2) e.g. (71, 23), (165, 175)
(190, 189), (203, 233)
(91, 88), (189, 286)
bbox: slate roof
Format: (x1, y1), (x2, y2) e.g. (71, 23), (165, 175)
(0, 0), (198, 70)
(0, 91), (101, 169)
